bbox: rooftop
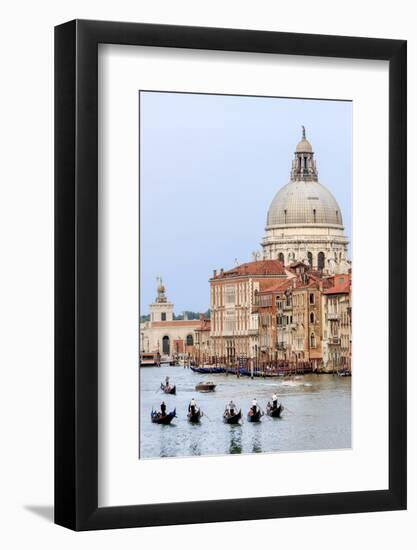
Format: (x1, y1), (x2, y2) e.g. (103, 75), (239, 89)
(323, 274), (351, 295)
(212, 259), (287, 280)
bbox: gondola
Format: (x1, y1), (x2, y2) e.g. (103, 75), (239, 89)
(266, 403), (283, 418)
(160, 382), (176, 395)
(187, 407), (202, 423)
(150, 408), (176, 425)
(247, 407), (263, 422)
(223, 409), (242, 424)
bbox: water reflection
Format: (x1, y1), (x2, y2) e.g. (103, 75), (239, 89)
(228, 425), (242, 454)
(251, 428), (262, 453)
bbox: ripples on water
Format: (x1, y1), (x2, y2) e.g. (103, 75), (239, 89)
(139, 366), (351, 460)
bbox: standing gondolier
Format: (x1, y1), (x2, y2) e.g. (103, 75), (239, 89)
(228, 400), (236, 415)
(189, 397), (197, 416)
(272, 393), (278, 409)
(251, 398), (258, 414)
(160, 401), (166, 415)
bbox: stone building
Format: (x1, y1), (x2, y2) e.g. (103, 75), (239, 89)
(140, 279), (208, 358)
(261, 127), (350, 274)
(254, 279), (294, 362)
(322, 273), (352, 372)
(251, 260), (355, 373)
(291, 269), (323, 370)
(209, 259), (287, 362)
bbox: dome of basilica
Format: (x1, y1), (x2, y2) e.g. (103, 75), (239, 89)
(266, 179), (343, 227)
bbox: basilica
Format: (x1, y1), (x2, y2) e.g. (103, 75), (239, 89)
(261, 127), (349, 274)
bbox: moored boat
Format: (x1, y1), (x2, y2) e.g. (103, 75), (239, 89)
(195, 381), (216, 392)
(140, 352), (160, 367)
(160, 382), (176, 395)
(223, 409), (242, 424)
(266, 403), (283, 418)
(150, 408), (176, 424)
(190, 366), (226, 374)
(337, 368), (351, 377)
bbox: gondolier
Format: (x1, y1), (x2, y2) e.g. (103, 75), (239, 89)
(272, 393), (278, 409)
(189, 398), (197, 416)
(251, 398), (258, 414)
(228, 400), (236, 415)
(160, 401), (166, 415)
(165, 376), (170, 387)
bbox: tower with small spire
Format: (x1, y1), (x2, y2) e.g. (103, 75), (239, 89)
(149, 277), (174, 322)
(290, 126), (318, 182)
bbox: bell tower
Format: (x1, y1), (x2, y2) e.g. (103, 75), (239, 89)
(149, 277), (174, 322)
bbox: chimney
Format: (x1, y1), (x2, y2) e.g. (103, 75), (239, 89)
(220, 268), (224, 277)
(213, 269), (217, 278)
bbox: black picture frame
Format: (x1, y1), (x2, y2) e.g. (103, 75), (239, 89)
(55, 19), (407, 531)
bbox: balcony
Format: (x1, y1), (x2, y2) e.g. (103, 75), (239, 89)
(327, 313), (340, 321)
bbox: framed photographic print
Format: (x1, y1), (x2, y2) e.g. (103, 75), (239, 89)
(55, 20), (407, 530)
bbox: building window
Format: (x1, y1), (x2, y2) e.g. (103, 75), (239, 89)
(278, 252), (285, 264)
(162, 335), (170, 355)
(161, 312), (166, 321)
(307, 251), (313, 267)
(318, 251), (325, 270)
(186, 334), (194, 346)
(309, 293), (315, 305)
(310, 312), (315, 324)
(310, 334), (316, 348)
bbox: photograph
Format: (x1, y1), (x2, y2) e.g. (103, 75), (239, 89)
(139, 91), (352, 460)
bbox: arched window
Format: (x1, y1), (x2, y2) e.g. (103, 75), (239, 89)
(318, 251), (325, 270)
(310, 312), (315, 324)
(186, 334), (194, 346)
(278, 252), (285, 264)
(307, 251), (313, 267)
(162, 335), (170, 355)
(310, 333), (316, 348)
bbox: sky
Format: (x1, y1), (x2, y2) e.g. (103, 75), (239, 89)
(140, 92), (352, 315)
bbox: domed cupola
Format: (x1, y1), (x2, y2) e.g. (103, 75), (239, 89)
(291, 126), (318, 182)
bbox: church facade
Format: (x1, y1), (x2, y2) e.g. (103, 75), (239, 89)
(261, 128), (349, 274)
(140, 278), (208, 358)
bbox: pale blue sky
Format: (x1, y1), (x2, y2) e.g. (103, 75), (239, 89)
(140, 92), (352, 314)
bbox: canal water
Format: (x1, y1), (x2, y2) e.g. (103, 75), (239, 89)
(139, 365), (351, 459)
